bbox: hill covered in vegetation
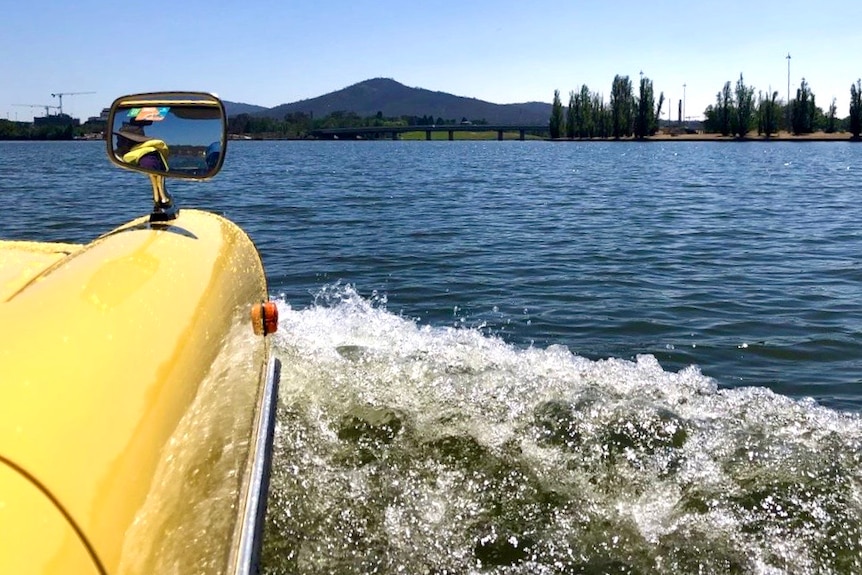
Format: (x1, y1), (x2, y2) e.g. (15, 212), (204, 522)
(235, 78), (551, 125)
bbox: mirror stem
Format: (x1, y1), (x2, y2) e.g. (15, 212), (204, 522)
(149, 174), (178, 222)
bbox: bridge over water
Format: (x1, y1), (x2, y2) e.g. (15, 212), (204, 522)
(309, 124), (550, 141)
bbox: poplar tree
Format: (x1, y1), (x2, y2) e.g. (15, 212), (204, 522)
(720, 81), (733, 136)
(734, 73), (755, 138)
(757, 90), (779, 137)
(550, 89), (564, 139)
(578, 84), (593, 138)
(610, 75), (633, 139)
(790, 78), (816, 134)
(592, 94), (609, 138)
(850, 80), (862, 139)
(826, 98), (837, 133)
(654, 92), (665, 135)
(634, 76), (655, 139)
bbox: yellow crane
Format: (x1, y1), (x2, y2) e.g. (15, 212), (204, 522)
(50, 91), (95, 115)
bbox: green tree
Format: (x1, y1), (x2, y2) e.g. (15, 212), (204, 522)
(756, 90), (780, 137)
(826, 98), (838, 133)
(734, 73), (755, 137)
(566, 91), (576, 139)
(578, 84), (593, 138)
(719, 81), (733, 136)
(654, 92), (665, 135)
(790, 78), (816, 134)
(0, 120), (27, 139)
(592, 94), (609, 138)
(703, 105), (717, 132)
(850, 80), (862, 138)
(610, 75), (633, 139)
(228, 113), (251, 134)
(634, 75), (655, 139)
(704, 84), (731, 135)
(550, 89), (564, 139)
(283, 112), (314, 137)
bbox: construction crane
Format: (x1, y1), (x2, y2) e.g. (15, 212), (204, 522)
(13, 103), (61, 117)
(50, 91), (95, 115)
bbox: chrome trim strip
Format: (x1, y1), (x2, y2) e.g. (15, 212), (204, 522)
(235, 355), (280, 575)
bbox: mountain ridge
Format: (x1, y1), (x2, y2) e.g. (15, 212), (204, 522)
(224, 78), (551, 125)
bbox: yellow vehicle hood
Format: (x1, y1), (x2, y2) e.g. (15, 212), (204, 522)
(0, 209), (270, 574)
(0, 458), (100, 574)
(0, 240), (83, 301)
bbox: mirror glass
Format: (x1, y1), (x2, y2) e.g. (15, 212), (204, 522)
(107, 92), (226, 179)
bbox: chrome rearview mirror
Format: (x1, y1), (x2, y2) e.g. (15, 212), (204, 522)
(106, 92), (227, 222)
(106, 92), (226, 179)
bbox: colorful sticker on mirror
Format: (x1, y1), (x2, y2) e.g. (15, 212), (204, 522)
(134, 107), (170, 122)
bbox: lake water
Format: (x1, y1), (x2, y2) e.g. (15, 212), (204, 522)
(3, 140), (862, 574)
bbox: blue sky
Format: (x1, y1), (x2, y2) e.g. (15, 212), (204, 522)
(3, 1), (860, 123)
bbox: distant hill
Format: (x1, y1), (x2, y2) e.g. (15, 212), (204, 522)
(223, 101), (269, 116)
(234, 78), (551, 125)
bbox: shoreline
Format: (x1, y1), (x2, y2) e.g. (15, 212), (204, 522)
(633, 130), (857, 142)
(259, 129), (860, 142)
(7, 130), (854, 143)
(4, 127), (855, 143)
(545, 129), (859, 142)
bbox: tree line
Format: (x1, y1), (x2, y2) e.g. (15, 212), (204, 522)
(704, 74), (838, 137)
(551, 75), (664, 140)
(552, 74), (862, 139)
(0, 120), (83, 140)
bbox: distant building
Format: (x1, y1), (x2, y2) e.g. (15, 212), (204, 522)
(34, 114), (80, 128)
(87, 108), (110, 123)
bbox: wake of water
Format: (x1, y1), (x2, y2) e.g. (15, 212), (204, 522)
(262, 285), (862, 575)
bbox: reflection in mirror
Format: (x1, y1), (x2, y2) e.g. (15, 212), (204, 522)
(107, 93), (226, 179)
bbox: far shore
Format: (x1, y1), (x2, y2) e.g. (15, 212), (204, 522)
(641, 130), (857, 142)
(228, 129), (860, 142)
(548, 128), (861, 142)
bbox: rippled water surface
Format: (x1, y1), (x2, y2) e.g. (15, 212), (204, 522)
(3, 140), (862, 574)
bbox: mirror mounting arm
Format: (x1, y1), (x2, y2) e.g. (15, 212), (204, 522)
(148, 174), (178, 222)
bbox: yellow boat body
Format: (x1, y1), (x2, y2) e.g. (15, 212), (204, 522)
(0, 209), (274, 574)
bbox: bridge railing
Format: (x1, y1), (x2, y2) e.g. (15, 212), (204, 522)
(309, 124), (550, 141)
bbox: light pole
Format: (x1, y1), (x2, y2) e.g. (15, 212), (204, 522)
(786, 53), (791, 131)
(786, 53), (791, 104)
(683, 83), (687, 126)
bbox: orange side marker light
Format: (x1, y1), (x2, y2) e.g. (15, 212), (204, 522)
(251, 301), (279, 335)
